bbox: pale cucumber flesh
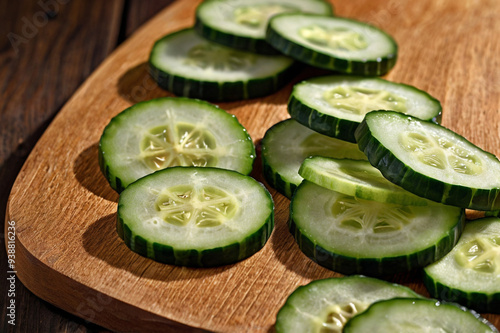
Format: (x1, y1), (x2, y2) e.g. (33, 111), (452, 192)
(299, 156), (429, 206)
(424, 217), (500, 313)
(117, 167), (274, 267)
(289, 181), (464, 275)
(343, 298), (498, 332)
(261, 119), (366, 198)
(356, 110), (500, 210)
(99, 97), (255, 192)
(275, 276), (421, 333)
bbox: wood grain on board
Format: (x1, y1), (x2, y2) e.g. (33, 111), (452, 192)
(6, 0), (500, 331)
(0, 1), (172, 332)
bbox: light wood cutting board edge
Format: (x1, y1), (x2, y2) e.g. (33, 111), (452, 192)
(5, 1), (224, 331)
(6, 0), (500, 331)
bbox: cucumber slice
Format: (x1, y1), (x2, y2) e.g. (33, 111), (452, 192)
(424, 217), (500, 314)
(299, 156), (429, 206)
(261, 119), (367, 198)
(289, 181), (465, 275)
(356, 110), (500, 210)
(117, 167), (274, 267)
(275, 276), (421, 333)
(149, 28), (299, 101)
(195, 0), (333, 54)
(99, 97), (255, 192)
(343, 298), (498, 333)
(266, 14), (397, 75)
(288, 75), (441, 142)
(486, 210), (500, 217)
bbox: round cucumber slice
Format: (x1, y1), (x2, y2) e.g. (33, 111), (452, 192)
(261, 119), (366, 198)
(266, 14), (397, 75)
(424, 217), (500, 314)
(275, 276), (421, 333)
(195, 0), (333, 54)
(343, 298), (498, 333)
(117, 167), (274, 267)
(288, 75), (441, 142)
(356, 110), (500, 210)
(299, 156), (429, 206)
(149, 28), (299, 101)
(99, 97), (255, 192)
(289, 181), (465, 276)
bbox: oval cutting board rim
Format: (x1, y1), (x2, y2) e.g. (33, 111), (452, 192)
(6, 0), (220, 331)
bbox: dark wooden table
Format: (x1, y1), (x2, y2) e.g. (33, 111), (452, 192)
(0, 1), (173, 332)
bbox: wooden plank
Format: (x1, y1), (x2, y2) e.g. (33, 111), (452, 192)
(6, 0), (500, 331)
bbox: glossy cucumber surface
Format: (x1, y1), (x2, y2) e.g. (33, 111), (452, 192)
(267, 14), (397, 75)
(344, 298), (498, 332)
(424, 217), (500, 314)
(276, 276), (421, 333)
(356, 110), (500, 210)
(289, 75), (441, 142)
(195, 0), (333, 54)
(117, 167), (274, 267)
(261, 119), (366, 198)
(149, 28), (299, 101)
(289, 181), (465, 275)
(99, 97), (255, 192)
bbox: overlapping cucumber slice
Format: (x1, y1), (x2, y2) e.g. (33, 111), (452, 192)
(275, 276), (421, 333)
(117, 167), (274, 267)
(195, 0), (333, 54)
(289, 181), (465, 275)
(424, 217), (500, 313)
(99, 97), (255, 192)
(149, 28), (299, 101)
(299, 156), (429, 206)
(356, 110), (500, 210)
(266, 14), (397, 75)
(261, 119), (366, 198)
(288, 76), (441, 142)
(343, 298), (498, 332)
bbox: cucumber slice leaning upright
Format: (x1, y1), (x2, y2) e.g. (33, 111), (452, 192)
(299, 156), (429, 206)
(288, 75), (441, 142)
(266, 14), (398, 75)
(289, 181), (465, 275)
(149, 28), (299, 101)
(275, 276), (421, 333)
(195, 0), (334, 54)
(99, 97), (255, 192)
(343, 298), (498, 333)
(117, 167), (274, 267)
(424, 217), (500, 314)
(261, 119), (367, 198)
(356, 110), (500, 211)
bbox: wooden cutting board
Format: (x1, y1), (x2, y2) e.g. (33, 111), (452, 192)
(7, 0), (500, 331)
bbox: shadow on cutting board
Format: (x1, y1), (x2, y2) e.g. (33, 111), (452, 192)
(117, 62), (168, 104)
(73, 143), (119, 203)
(82, 213), (228, 281)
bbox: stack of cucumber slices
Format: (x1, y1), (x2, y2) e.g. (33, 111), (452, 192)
(96, 0), (500, 329)
(278, 102), (500, 277)
(149, 0), (401, 101)
(99, 97), (274, 267)
(260, 75), (499, 327)
(275, 276), (498, 332)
